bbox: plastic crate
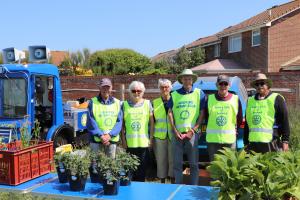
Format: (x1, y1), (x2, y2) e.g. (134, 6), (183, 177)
(0, 141), (54, 185)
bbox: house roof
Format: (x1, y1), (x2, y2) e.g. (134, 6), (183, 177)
(281, 55), (300, 70)
(151, 49), (178, 62)
(191, 59), (249, 71)
(219, 0), (300, 36)
(50, 51), (69, 66)
(185, 35), (220, 49)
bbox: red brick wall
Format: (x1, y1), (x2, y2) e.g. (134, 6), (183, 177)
(268, 9), (300, 72)
(61, 72), (300, 106)
(204, 45), (215, 62)
(219, 28), (268, 72)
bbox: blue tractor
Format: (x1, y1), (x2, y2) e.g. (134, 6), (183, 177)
(0, 46), (88, 148)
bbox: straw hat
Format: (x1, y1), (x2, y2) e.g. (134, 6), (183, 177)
(177, 69), (198, 84)
(250, 73), (272, 88)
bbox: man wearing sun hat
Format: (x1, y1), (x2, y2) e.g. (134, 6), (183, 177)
(244, 73), (290, 153)
(87, 78), (123, 158)
(168, 69), (205, 185)
(205, 75), (243, 161)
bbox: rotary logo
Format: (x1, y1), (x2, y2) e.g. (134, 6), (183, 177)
(131, 121), (141, 131)
(216, 115), (227, 126)
(252, 115), (261, 125)
(81, 113), (87, 126)
(104, 118), (113, 126)
(180, 110), (190, 120)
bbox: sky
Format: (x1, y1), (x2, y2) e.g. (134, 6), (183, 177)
(0, 0), (289, 57)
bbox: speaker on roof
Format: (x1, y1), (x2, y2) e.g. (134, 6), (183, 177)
(28, 45), (50, 62)
(2, 48), (25, 64)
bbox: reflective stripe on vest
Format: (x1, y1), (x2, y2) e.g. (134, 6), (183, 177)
(153, 97), (172, 140)
(92, 97), (120, 142)
(171, 88), (200, 133)
(206, 94), (238, 144)
(246, 93), (278, 143)
(124, 100), (150, 148)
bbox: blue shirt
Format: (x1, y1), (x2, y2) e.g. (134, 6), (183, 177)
(86, 95), (123, 139)
(167, 87), (206, 110)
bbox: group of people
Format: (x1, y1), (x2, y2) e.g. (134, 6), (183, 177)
(86, 69), (290, 185)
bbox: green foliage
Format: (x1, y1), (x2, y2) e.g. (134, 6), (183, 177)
(96, 151), (121, 182)
(63, 150), (90, 177)
(116, 148), (140, 174)
(0, 52), (3, 64)
(89, 48), (152, 75)
(288, 107), (300, 150)
(190, 46), (205, 67)
(207, 148), (300, 200)
(174, 46), (192, 69)
(20, 120), (31, 148)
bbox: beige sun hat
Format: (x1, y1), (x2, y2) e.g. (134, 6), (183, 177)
(177, 69), (198, 84)
(251, 73), (273, 88)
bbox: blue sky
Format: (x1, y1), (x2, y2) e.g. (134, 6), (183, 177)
(0, 0), (289, 57)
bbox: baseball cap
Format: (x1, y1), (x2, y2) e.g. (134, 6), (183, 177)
(99, 78), (112, 87)
(217, 75), (230, 83)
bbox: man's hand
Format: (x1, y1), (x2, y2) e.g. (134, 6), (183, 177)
(101, 134), (111, 146)
(283, 142), (289, 151)
(185, 129), (194, 140)
(174, 130), (184, 140)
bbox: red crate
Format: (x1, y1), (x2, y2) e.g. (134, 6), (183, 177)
(0, 141), (54, 185)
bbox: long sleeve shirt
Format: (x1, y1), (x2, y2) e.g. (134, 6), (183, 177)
(243, 91), (290, 145)
(86, 95), (123, 139)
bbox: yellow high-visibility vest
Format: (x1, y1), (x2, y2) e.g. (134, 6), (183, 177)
(153, 97), (172, 140)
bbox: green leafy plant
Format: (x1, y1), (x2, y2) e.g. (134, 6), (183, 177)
(97, 151), (121, 182)
(116, 148), (139, 180)
(207, 148), (300, 200)
(20, 120), (31, 148)
(63, 150), (90, 177)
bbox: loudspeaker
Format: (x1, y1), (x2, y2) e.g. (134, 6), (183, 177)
(2, 48), (25, 63)
(28, 45), (50, 62)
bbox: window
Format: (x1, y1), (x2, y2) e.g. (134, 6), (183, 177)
(214, 44), (220, 57)
(228, 34), (242, 53)
(252, 29), (261, 46)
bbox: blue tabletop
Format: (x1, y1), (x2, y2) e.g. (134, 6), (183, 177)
(0, 174), (219, 200)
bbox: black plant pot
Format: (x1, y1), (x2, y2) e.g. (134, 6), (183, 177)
(68, 174), (87, 191)
(89, 166), (103, 183)
(120, 171), (132, 186)
(103, 179), (120, 195)
(56, 166), (68, 183)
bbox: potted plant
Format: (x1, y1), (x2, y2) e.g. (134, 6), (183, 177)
(116, 148), (140, 186)
(97, 154), (121, 195)
(89, 150), (105, 183)
(64, 150), (90, 191)
(54, 152), (71, 183)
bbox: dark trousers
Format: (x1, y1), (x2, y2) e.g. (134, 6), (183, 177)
(207, 143), (236, 162)
(127, 147), (149, 182)
(247, 140), (280, 154)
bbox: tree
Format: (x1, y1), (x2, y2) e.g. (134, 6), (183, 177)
(88, 49), (152, 75)
(0, 52), (3, 64)
(190, 46), (205, 67)
(82, 48), (91, 68)
(174, 46), (192, 69)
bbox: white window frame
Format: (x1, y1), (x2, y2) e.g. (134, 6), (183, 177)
(252, 29), (261, 47)
(214, 44), (220, 57)
(228, 34), (242, 53)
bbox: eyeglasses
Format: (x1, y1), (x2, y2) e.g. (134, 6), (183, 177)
(131, 90), (142, 94)
(255, 82), (266, 87)
(218, 82), (229, 86)
(160, 86), (170, 89)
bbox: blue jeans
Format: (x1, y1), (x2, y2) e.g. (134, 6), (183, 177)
(172, 133), (199, 185)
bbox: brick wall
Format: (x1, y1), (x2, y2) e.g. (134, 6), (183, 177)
(268, 9), (300, 72)
(61, 71), (300, 106)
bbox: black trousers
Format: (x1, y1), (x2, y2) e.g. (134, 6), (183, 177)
(247, 139), (280, 154)
(127, 147), (149, 182)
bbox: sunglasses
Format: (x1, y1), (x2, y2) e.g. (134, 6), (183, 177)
(131, 90), (142, 94)
(255, 82), (266, 87)
(218, 82), (229, 86)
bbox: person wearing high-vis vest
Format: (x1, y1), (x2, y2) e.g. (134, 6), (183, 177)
(205, 75), (243, 161)
(87, 78), (123, 159)
(121, 81), (154, 182)
(152, 79), (174, 184)
(244, 73), (290, 153)
(168, 69), (205, 185)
